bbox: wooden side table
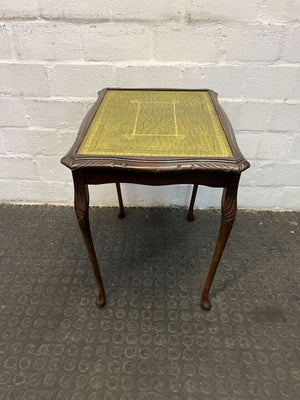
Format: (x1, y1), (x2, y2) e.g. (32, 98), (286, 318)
(61, 88), (250, 310)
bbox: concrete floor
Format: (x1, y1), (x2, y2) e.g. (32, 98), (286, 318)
(0, 204), (299, 400)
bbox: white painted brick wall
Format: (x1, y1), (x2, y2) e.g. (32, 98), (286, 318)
(257, 0), (300, 23)
(0, 24), (13, 59)
(1, 127), (62, 156)
(0, 98), (27, 126)
(283, 25), (300, 63)
(24, 99), (85, 129)
(49, 64), (115, 97)
(153, 24), (220, 62)
(0, 0), (38, 19)
(0, 63), (50, 96)
(269, 103), (300, 131)
(81, 23), (153, 61)
(222, 23), (285, 62)
(182, 65), (300, 99)
(12, 22), (82, 60)
(288, 134), (300, 161)
(111, 0), (185, 20)
(0, 0), (299, 210)
(39, 0), (110, 20)
(0, 156), (38, 180)
(187, 0), (261, 22)
(116, 65), (181, 87)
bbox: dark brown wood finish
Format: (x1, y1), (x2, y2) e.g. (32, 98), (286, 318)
(187, 185), (198, 221)
(201, 176), (239, 310)
(61, 88), (250, 310)
(115, 182), (125, 219)
(72, 170), (106, 308)
(61, 88), (249, 173)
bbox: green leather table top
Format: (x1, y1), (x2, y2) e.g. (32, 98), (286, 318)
(77, 90), (233, 158)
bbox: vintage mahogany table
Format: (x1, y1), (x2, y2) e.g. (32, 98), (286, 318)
(61, 88), (250, 310)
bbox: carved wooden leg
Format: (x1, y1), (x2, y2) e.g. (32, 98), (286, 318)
(72, 171), (106, 308)
(116, 182), (125, 219)
(201, 181), (239, 311)
(188, 184), (198, 221)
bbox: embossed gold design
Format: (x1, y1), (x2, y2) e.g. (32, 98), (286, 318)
(77, 90), (233, 158)
(132, 101), (181, 137)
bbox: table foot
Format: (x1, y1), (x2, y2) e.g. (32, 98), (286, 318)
(187, 212), (195, 221)
(117, 210), (125, 219)
(95, 294), (106, 308)
(201, 295), (211, 311)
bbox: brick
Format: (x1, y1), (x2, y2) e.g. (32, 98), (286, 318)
(39, 0), (109, 20)
(111, 0), (185, 20)
(187, 0), (260, 22)
(36, 156), (71, 182)
(0, 132), (6, 153)
(0, 179), (20, 200)
(278, 187), (300, 210)
(235, 132), (292, 162)
(1, 127), (61, 156)
(24, 100), (85, 129)
(223, 23), (285, 62)
(81, 23), (152, 61)
(221, 101), (272, 131)
(0, 156), (38, 179)
(49, 64), (115, 97)
(0, 24), (13, 59)
(59, 129), (78, 154)
(0, 98), (27, 127)
(182, 65), (248, 97)
(1, 127), (30, 155)
(244, 65), (300, 99)
(241, 161), (300, 187)
(282, 26), (300, 63)
(0, 63), (50, 96)
(182, 65), (300, 100)
(287, 134), (300, 161)
(153, 23), (220, 62)
(238, 186), (282, 209)
(12, 22), (82, 60)
(116, 65), (181, 88)
(257, 0), (300, 23)
(235, 132), (260, 159)
(286, 0), (300, 22)
(269, 103), (300, 131)
(273, 163), (300, 187)
(0, 0), (38, 19)
(17, 180), (73, 203)
(256, 133), (292, 160)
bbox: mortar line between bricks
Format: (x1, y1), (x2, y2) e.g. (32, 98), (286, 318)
(0, 59), (300, 67)
(3, 95), (299, 105)
(0, 16), (298, 25)
(1, 127), (299, 136)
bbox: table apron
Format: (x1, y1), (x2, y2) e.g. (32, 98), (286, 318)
(82, 169), (238, 188)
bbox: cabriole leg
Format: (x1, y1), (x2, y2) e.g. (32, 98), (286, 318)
(73, 171), (106, 308)
(188, 184), (198, 221)
(201, 180), (239, 310)
(116, 182), (125, 219)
